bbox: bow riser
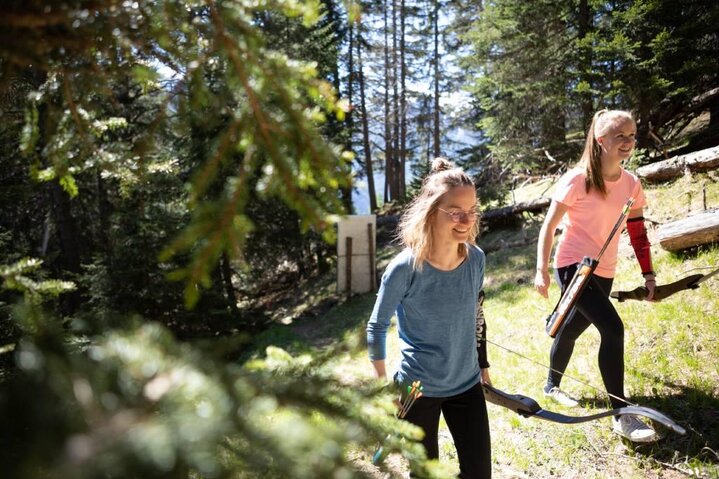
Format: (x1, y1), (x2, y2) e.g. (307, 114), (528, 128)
(611, 274), (703, 302)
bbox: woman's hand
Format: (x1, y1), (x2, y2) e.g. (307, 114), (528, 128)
(534, 269), (551, 298)
(480, 368), (492, 386)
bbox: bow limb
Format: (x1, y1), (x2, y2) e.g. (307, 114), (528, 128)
(610, 274), (703, 302)
(482, 384), (686, 435)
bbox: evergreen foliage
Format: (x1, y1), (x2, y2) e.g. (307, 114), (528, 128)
(2, 1), (718, 476)
(0, 1), (440, 477)
(462, 0), (719, 182)
(1, 265), (430, 478)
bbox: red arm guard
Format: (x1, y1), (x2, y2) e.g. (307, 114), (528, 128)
(626, 217), (653, 275)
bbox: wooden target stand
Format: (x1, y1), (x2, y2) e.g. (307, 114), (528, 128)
(337, 215), (377, 297)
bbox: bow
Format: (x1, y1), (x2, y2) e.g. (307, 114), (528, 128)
(481, 383), (686, 435)
(480, 339), (687, 436)
(611, 266), (719, 302)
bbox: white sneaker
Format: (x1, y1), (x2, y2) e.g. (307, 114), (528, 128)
(543, 387), (579, 407)
(612, 415), (658, 443)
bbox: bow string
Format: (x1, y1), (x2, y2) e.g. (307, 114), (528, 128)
(481, 338), (686, 435)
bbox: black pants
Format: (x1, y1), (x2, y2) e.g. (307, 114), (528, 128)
(546, 263), (627, 408)
(403, 382), (491, 478)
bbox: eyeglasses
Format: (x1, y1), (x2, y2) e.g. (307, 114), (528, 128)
(438, 208), (479, 223)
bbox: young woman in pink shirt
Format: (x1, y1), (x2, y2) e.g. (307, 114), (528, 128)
(534, 109), (659, 443)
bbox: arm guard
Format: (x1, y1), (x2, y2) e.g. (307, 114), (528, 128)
(476, 290), (490, 369)
(626, 217), (653, 275)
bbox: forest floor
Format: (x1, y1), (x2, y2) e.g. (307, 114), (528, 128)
(243, 171), (719, 478)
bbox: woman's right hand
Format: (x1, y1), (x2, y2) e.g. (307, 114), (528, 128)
(534, 269), (550, 298)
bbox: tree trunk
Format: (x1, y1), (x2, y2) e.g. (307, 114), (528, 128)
(344, 12), (356, 214)
(96, 169), (112, 253)
(383, 0), (392, 202)
(656, 210), (719, 251)
(49, 180), (83, 313)
(577, 0), (593, 129)
(432, 0), (441, 158)
(332, 11), (353, 213)
(399, 0), (407, 199)
(481, 197), (552, 228)
(390, 0), (400, 201)
(636, 145), (719, 183)
(49, 181), (82, 275)
(357, 28), (377, 212)
(347, 11), (354, 107)
(220, 251), (239, 315)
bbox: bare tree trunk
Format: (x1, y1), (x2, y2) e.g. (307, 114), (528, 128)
(96, 170), (112, 253)
(390, 0), (400, 200)
(345, 11), (356, 213)
(49, 182), (82, 275)
(399, 0), (407, 199)
(49, 181), (83, 313)
(432, 0), (441, 158)
(38, 89), (83, 312)
(220, 251), (239, 315)
(357, 27), (377, 212)
(657, 210), (719, 252)
(325, 0), (352, 212)
(577, 0), (593, 129)
(347, 9), (354, 106)
(383, 0), (392, 202)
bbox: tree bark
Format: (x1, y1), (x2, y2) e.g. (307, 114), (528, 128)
(383, 0), (392, 202)
(481, 197), (551, 227)
(356, 29), (377, 213)
(399, 0), (407, 199)
(325, 1), (353, 213)
(96, 169), (112, 252)
(656, 209), (719, 251)
(636, 145), (719, 183)
(390, 0), (400, 201)
(432, 0), (441, 158)
(220, 251), (239, 315)
(49, 181), (83, 275)
(356, 27), (377, 212)
(577, 0), (593, 130)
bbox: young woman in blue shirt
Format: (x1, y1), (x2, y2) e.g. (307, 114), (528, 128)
(367, 157), (491, 478)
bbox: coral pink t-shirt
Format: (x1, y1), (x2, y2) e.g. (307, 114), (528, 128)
(553, 168), (646, 278)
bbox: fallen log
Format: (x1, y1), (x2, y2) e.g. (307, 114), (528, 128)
(481, 197), (551, 227)
(636, 145), (719, 183)
(656, 209), (719, 251)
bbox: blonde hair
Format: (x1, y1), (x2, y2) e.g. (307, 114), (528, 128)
(398, 157), (479, 270)
(579, 109), (635, 196)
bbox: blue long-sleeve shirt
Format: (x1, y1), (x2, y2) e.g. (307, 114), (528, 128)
(366, 244), (485, 397)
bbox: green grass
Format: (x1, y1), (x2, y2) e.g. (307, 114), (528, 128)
(245, 172), (719, 478)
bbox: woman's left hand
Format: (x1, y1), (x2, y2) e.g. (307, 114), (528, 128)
(480, 368), (491, 386)
(644, 273), (657, 301)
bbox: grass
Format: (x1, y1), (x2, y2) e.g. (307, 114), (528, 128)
(245, 172), (719, 478)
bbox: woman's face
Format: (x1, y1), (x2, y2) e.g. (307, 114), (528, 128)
(432, 185), (478, 245)
(598, 117), (637, 164)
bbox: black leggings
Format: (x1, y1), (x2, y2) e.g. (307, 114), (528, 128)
(545, 263), (627, 408)
(403, 382), (491, 478)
